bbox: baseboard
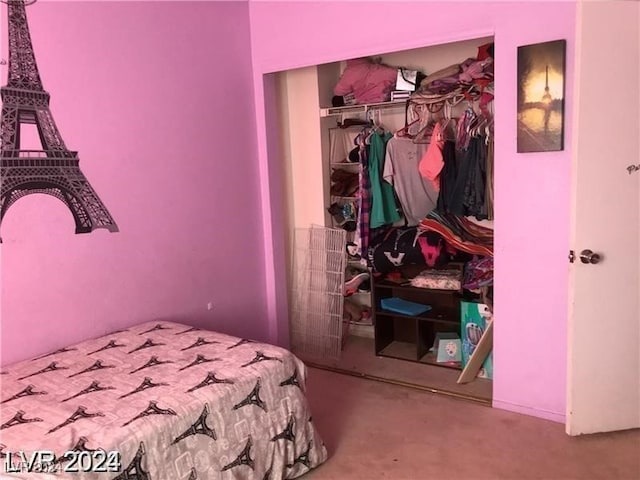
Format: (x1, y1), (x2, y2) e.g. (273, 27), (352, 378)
(492, 399), (566, 424)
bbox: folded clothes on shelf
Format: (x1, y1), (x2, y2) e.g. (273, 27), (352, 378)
(410, 268), (462, 291)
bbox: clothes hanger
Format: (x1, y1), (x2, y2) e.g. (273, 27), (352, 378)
(455, 102), (477, 146)
(474, 115), (488, 137)
(374, 109), (385, 133)
(364, 109), (383, 143)
(405, 102), (428, 140)
(468, 106), (485, 137)
(412, 108), (436, 144)
(484, 114), (494, 144)
(436, 104), (448, 142)
(487, 101), (495, 143)
(467, 98), (489, 137)
(355, 121), (371, 146)
(440, 103), (458, 142)
(427, 101), (445, 114)
(447, 91), (466, 107)
(395, 118), (421, 139)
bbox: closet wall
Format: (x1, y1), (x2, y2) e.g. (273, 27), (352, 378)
(250, 1), (576, 423)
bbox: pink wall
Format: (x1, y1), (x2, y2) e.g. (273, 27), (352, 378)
(0, 1), (268, 365)
(249, 1), (575, 422)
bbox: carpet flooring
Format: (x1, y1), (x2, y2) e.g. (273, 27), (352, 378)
(302, 367), (640, 480)
(309, 334), (492, 402)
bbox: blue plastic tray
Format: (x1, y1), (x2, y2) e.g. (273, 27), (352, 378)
(380, 297), (432, 316)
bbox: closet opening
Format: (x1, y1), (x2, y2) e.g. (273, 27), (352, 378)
(271, 35), (495, 404)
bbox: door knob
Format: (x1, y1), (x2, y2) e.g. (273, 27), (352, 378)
(580, 249), (601, 264)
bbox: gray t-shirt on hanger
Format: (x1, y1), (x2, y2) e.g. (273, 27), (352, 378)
(383, 136), (438, 226)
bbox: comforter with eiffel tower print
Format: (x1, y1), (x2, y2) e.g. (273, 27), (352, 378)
(0, 320), (328, 479)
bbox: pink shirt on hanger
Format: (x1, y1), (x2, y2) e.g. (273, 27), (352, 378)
(418, 122), (445, 190)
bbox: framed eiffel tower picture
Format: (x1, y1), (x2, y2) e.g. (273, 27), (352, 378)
(516, 39), (566, 153)
(0, 0), (118, 241)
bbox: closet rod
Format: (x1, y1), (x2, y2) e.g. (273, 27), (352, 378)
(320, 99), (407, 118)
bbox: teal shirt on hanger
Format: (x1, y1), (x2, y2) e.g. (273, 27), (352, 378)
(369, 131), (401, 228)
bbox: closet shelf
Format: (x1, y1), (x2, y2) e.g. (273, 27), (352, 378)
(320, 100), (407, 117)
(375, 308), (460, 326)
(331, 195), (358, 200)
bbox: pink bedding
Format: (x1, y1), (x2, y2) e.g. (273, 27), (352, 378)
(0, 321), (327, 479)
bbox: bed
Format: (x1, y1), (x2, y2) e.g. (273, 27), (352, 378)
(0, 320), (328, 479)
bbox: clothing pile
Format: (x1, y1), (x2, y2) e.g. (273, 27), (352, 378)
(333, 58), (398, 105)
(418, 43), (494, 95)
(463, 256), (493, 290)
(418, 211), (493, 257)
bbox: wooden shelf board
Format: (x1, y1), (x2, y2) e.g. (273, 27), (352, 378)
(375, 309), (460, 326)
(331, 195), (358, 200)
(375, 281), (463, 295)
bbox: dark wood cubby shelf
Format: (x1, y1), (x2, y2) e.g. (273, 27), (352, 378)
(373, 266), (466, 370)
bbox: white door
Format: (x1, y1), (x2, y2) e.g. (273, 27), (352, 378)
(567, 0), (640, 435)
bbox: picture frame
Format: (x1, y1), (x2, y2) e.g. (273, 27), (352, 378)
(517, 39), (566, 153)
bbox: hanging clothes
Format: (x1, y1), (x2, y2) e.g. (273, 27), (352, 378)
(357, 135), (373, 258)
(369, 131), (400, 229)
(418, 122), (445, 190)
(383, 136), (437, 226)
(462, 135), (487, 218)
(438, 134), (488, 220)
(435, 140), (458, 214)
(485, 137), (494, 220)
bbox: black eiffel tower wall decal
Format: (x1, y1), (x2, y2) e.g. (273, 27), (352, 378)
(0, 0), (117, 242)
